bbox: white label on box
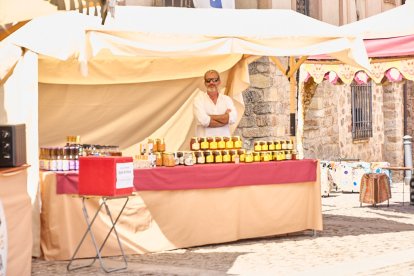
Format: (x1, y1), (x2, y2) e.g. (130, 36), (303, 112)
(116, 162), (134, 189)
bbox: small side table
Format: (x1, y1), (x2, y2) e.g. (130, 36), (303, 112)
(360, 173), (391, 207)
(67, 195), (130, 273)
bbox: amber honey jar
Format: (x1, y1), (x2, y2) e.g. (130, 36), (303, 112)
(204, 150), (214, 163)
(260, 151), (271, 162)
(275, 140), (281, 150)
(217, 137), (226, 149)
(162, 152), (175, 167)
(268, 141), (275, 151)
(222, 150), (231, 163)
(254, 141), (261, 152)
(232, 136), (242, 149)
(155, 152), (163, 166)
(229, 149), (237, 162)
(208, 137), (217, 150)
(237, 149), (246, 162)
(200, 137), (209, 150)
(190, 137), (200, 151)
(148, 139), (158, 152)
(224, 136), (233, 149)
(253, 152), (261, 162)
(271, 151), (278, 161)
(260, 141), (268, 151)
(245, 151), (253, 163)
(213, 150), (222, 163)
(157, 138), (166, 152)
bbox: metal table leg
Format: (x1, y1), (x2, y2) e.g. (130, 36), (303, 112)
(67, 196), (129, 273)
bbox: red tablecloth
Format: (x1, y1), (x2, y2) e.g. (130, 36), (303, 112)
(55, 159), (317, 193)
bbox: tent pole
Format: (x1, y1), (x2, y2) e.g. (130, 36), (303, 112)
(289, 57), (297, 137)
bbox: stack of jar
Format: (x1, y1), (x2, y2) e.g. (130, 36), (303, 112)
(252, 139), (297, 162)
(189, 136), (245, 164)
(39, 146), (79, 171)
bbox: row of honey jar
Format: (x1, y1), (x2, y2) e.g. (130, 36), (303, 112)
(154, 149), (297, 167)
(190, 136), (243, 151)
(253, 140), (294, 151)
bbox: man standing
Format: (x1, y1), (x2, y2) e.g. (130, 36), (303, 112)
(193, 70), (237, 137)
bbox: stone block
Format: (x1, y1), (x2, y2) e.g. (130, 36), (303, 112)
(243, 88), (263, 104)
(238, 117), (256, 128)
(249, 74), (273, 89)
(256, 115), (278, 127)
(253, 102), (274, 114)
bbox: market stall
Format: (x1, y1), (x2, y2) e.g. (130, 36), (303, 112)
(40, 159), (321, 260)
(0, 6), (371, 260)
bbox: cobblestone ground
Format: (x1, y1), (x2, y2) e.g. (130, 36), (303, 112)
(32, 183), (414, 275)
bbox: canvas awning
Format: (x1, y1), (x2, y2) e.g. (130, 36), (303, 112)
(302, 1), (414, 85)
(2, 6), (371, 151)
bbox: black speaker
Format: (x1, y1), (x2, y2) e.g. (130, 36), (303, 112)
(0, 124), (26, 167)
(410, 177), (414, 206)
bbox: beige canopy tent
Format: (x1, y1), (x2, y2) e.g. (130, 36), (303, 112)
(0, 6), (371, 200)
(4, 7), (370, 149)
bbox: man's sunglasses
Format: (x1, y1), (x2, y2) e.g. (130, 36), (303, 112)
(205, 78), (220, 83)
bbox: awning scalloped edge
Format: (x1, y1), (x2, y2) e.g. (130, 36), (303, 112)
(301, 58), (414, 84)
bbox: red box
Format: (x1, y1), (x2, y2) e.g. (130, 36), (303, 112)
(79, 156), (134, 196)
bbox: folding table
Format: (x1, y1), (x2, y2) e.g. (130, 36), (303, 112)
(67, 195), (130, 273)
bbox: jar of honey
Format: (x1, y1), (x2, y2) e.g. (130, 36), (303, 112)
(281, 140), (287, 150)
(268, 141), (275, 151)
(237, 149), (246, 162)
(208, 137), (217, 150)
(155, 152), (163, 166)
(254, 141), (261, 152)
(213, 150), (222, 163)
(200, 137), (209, 150)
(204, 150), (214, 163)
(190, 137), (200, 151)
(275, 141), (281, 150)
(287, 139), (293, 150)
(285, 150), (292, 160)
(229, 149), (237, 162)
(271, 151), (278, 161)
(260, 152), (271, 162)
(162, 152), (175, 167)
(224, 136), (233, 149)
(253, 152), (261, 162)
(217, 137), (226, 150)
(232, 136), (242, 149)
(276, 151), (284, 161)
(157, 138), (166, 152)
(195, 151), (205, 164)
(222, 150), (231, 163)
(260, 141), (268, 151)
(245, 151), (253, 163)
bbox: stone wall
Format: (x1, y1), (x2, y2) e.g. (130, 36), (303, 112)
(235, 57), (291, 150)
(406, 80), (414, 163)
(383, 82), (405, 165)
(302, 81), (340, 160)
(302, 81), (386, 162)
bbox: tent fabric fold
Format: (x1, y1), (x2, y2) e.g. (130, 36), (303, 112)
(3, 6), (370, 152)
